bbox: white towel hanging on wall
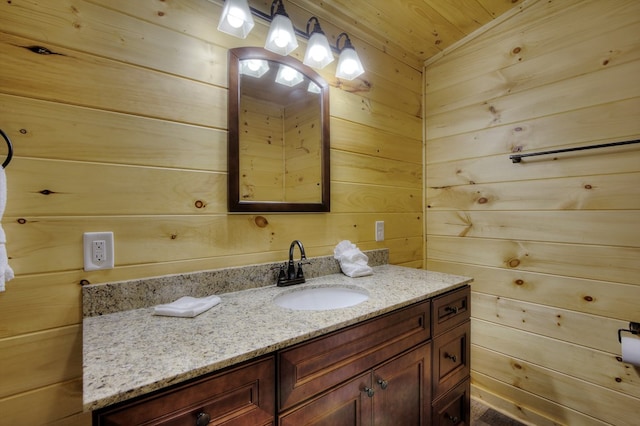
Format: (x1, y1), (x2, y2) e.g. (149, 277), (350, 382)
(0, 167), (14, 292)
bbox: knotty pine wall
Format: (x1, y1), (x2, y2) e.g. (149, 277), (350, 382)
(0, 0), (422, 424)
(425, 0), (640, 425)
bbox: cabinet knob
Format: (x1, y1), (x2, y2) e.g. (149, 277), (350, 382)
(363, 387), (375, 397)
(196, 412), (211, 426)
(445, 412), (460, 423)
(444, 352), (457, 363)
(377, 378), (388, 389)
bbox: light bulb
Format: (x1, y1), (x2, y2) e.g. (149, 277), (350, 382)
(309, 45), (327, 62)
(247, 60), (261, 71)
(281, 66), (296, 81)
(273, 30), (291, 48)
(226, 6), (246, 29)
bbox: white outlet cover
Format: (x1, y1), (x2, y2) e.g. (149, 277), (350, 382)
(83, 232), (114, 271)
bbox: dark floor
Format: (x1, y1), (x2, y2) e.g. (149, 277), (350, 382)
(470, 399), (527, 426)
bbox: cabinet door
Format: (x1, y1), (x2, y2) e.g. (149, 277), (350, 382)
(278, 372), (373, 426)
(432, 321), (470, 399)
(94, 356), (275, 426)
(372, 343), (431, 426)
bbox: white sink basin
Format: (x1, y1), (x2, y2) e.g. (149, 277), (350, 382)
(274, 285), (369, 311)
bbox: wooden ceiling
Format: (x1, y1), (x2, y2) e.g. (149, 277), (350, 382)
(251, 0), (525, 70)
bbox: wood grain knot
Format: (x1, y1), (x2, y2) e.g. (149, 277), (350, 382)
(254, 216), (269, 228)
(194, 200), (205, 208)
(477, 197), (488, 204)
(40, 189), (55, 195)
(583, 295), (593, 302)
(514, 279), (524, 285)
(80, 279), (90, 286)
(170, 233), (177, 239)
(17, 218), (27, 224)
(512, 47), (522, 54)
(19, 128), (27, 134)
(508, 258), (521, 268)
(584, 184), (592, 189)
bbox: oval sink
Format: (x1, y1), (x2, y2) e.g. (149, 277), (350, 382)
(274, 285), (369, 311)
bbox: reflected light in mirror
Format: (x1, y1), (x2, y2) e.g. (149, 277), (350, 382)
(240, 59), (270, 78)
(275, 65), (304, 87)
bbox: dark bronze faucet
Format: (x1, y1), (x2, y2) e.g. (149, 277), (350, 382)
(276, 240), (309, 286)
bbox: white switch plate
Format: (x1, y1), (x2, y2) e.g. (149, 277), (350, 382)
(83, 232), (114, 271)
(375, 221), (384, 241)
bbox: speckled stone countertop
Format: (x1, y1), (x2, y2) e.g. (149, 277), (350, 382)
(83, 264), (472, 411)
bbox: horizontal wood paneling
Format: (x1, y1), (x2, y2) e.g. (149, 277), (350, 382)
(0, 0), (424, 422)
(471, 372), (608, 426)
(425, 0), (640, 423)
(472, 343), (640, 426)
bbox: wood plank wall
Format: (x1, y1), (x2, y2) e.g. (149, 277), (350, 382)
(0, 0), (423, 424)
(424, 0), (640, 424)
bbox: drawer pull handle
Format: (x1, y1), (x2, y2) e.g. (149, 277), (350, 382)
(445, 306), (459, 314)
(363, 387), (375, 397)
(377, 378), (388, 389)
(445, 412), (459, 423)
(196, 412), (211, 426)
(444, 352), (457, 362)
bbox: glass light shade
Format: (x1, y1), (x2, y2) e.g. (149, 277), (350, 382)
(307, 81), (321, 93)
(265, 14), (298, 56)
(336, 47), (364, 80)
(303, 32), (334, 69)
(217, 0), (254, 39)
(275, 65), (304, 87)
(240, 59), (269, 78)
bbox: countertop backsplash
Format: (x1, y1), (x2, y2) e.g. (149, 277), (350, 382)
(83, 248), (389, 317)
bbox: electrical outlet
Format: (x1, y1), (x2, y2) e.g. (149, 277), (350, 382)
(84, 232), (114, 271)
(375, 221), (384, 242)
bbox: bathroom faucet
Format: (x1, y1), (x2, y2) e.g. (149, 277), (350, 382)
(276, 240), (309, 286)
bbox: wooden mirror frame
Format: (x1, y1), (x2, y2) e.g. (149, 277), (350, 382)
(228, 47), (330, 212)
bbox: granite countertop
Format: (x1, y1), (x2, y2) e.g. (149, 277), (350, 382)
(83, 264), (472, 411)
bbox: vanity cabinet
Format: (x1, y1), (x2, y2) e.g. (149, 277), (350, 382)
(278, 300), (432, 425)
(93, 356), (275, 426)
(431, 286), (471, 425)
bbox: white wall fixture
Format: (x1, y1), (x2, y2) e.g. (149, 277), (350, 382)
(83, 232), (115, 271)
(336, 33), (365, 80)
(264, 0), (298, 56)
(217, 0), (254, 39)
(303, 17), (334, 69)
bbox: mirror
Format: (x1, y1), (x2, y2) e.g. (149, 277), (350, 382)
(228, 47), (330, 212)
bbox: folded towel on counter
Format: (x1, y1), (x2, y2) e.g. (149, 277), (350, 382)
(334, 240), (373, 278)
(153, 295), (221, 318)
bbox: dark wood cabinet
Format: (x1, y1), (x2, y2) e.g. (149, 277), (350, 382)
(431, 286), (471, 425)
(278, 300), (433, 425)
(279, 343), (431, 426)
(93, 356), (275, 426)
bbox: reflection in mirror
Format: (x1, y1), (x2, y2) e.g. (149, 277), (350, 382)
(228, 47), (330, 212)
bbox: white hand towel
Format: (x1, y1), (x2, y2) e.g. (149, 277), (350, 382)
(153, 295), (221, 318)
(0, 168), (14, 292)
(334, 240), (373, 278)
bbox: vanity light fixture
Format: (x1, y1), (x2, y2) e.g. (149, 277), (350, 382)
(217, 0), (254, 39)
(303, 17), (334, 69)
(275, 64), (304, 87)
(264, 0), (298, 56)
(215, 0), (365, 79)
(335, 32), (365, 80)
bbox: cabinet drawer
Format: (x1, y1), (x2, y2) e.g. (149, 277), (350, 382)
(94, 356), (275, 426)
(278, 300), (431, 411)
(432, 321), (470, 399)
(432, 286), (470, 337)
(432, 378), (470, 426)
